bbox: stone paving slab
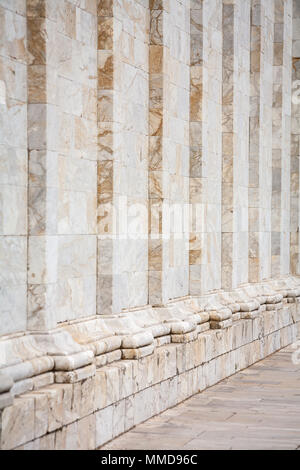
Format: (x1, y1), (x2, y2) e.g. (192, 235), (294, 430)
(101, 346), (300, 450)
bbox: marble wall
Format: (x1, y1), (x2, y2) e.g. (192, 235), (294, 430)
(0, 0), (299, 336)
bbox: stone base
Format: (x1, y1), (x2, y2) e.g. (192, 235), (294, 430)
(1, 306), (299, 450)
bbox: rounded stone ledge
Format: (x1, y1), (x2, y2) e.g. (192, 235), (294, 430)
(121, 343), (154, 359)
(2, 356), (54, 383)
(0, 372), (14, 394)
(103, 316), (150, 341)
(0, 334), (54, 371)
(63, 317), (122, 354)
(210, 318), (233, 330)
(103, 336), (122, 352)
(121, 331), (154, 349)
(239, 300), (261, 312)
(169, 321), (196, 334)
(95, 349), (122, 368)
(256, 295), (267, 305)
(171, 329), (198, 343)
(128, 309), (173, 337)
(54, 364), (96, 383)
(285, 288), (300, 298)
(82, 336), (122, 356)
(209, 309), (232, 322)
(147, 323), (171, 338)
(53, 350), (94, 371)
(241, 310), (261, 319)
(196, 312), (210, 323)
(227, 303), (241, 313)
(265, 294), (283, 304)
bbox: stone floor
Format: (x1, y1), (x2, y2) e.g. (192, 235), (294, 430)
(101, 344), (300, 450)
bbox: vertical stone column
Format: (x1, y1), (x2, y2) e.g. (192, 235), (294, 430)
(28, 0), (99, 328)
(290, 0), (300, 274)
(167, 0), (190, 300)
(248, 0), (274, 282)
(149, 0), (190, 304)
(189, 0), (203, 295)
(190, 0), (222, 295)
(148, 0), (170, 305)
(221, 0), (251, 290)
(0, 1), (28, 335)
(27, 0), (58, 330)
(281, 0), (293, 275)
(97, 0), (115, 314)
(271, 0), (293, 277)
(222, 0), (234, 290)
(271, 0), (284, 277)
(98, 0), (149, 313)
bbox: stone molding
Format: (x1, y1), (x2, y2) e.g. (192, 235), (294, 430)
(0, 281), (299, 449)
(1, 275), (300, 413)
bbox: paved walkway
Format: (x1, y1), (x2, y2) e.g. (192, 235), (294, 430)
(102, 344), (300, 450)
